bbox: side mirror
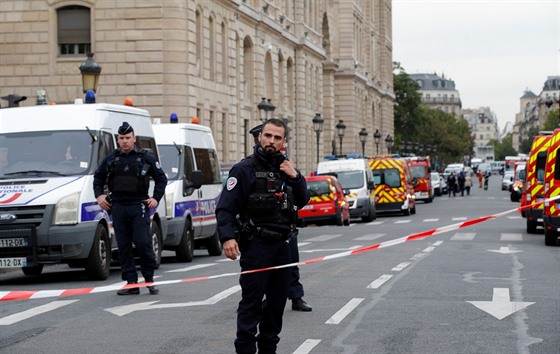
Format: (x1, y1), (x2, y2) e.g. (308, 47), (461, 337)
(367, 180), (375, 189)
(183, 170), (202, 196)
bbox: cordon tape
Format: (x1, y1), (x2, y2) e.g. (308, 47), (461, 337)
(0, 198), (554, 302)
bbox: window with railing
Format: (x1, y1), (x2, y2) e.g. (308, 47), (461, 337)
(57, 6), (91, 56)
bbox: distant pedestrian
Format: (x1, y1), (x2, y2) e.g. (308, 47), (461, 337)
(447, 173), (457, 197)
(484, 171), (491, 190)
(458, 170), (466, 196)
(477, 170), (483, 188)
(465, 172), (472, 196)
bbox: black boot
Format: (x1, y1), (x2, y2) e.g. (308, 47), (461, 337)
(117, 282), (140, 295)
(292, 298), (312, 312)
(145, 279), (159, 295)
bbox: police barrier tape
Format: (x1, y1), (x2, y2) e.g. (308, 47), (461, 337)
(0, 198), (554, 302)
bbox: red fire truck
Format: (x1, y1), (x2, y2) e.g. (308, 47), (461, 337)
(406, 156), (433, 203)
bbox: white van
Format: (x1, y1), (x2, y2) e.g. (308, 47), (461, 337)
(153, 122), (222, 261)
(0, 102), (167, 279)
(316, 155), (376, 221)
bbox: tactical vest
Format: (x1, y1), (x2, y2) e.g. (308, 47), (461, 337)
(107, 150), (150, 195)
(244, 156), (298, 228)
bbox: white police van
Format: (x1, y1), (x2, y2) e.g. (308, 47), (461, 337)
(153, 120), (222, 261)
(0, 102), (167, 279)
(316, 154), (376, 222)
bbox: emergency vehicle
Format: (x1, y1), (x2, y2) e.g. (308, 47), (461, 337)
(316, 154), (376, 222)
(542, 128), (560, 245)
(369, 155), (416, 215)
(524, 133), (552, 232)
(0, 101), (167, 279)
(505, 155), (528, 173)
(298, 175), (350, 226)
(407, 156), (433, 203)
(510, 162), (526, 202)
(153, 119), (222, 261)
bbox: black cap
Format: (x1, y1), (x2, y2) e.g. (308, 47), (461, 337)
(249, 124), (263, 138)
(118, 121), (134, 135)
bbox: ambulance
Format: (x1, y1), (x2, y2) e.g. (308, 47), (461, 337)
(0, 102), (167, 279)
(316, 154), (376, 222)
(369, 155), (416, 215)
(152, 120), (222, 262)
(523, 132), (551, 232)
(542, 128), (560, 245)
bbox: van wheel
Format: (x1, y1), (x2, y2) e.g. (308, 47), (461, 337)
(544, 229), (558, 246)
(207, 232), (223, 256)
(176, 221), (194, 262)
(335, 210), (343, 226)
(361, 205), (375, 222)
(22, 264), (43, 276)
(85, 224), (110, 280)
(526, 219), (537, 234)
(151, 222), (163, 269)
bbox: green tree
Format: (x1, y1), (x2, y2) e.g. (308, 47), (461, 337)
(543, 109), (560, 131)
(489, 133), (520, 159)
(393, 62), (422, 145)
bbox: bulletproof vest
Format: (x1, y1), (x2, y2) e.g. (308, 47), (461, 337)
(244, 156), (297, 227)
(107, 150), (150, 194)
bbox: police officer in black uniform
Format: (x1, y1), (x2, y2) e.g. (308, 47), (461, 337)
(249, 124), (312, 312)
(216, 118), (310, 354)
(93, 122), (167, 295)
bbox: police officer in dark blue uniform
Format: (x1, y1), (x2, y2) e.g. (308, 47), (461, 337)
(93, 122), (167, 295)
(249, 124), (312, 312)
(217, 118), (310, 354)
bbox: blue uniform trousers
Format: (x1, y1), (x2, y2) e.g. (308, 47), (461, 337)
(235, 237), (291, 354)
(288, 232), (304, 300)
(111, 202), (156, 283)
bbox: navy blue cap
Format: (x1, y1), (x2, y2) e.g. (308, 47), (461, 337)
(118, 121), (134, 135)
(249, 124), (263, 138)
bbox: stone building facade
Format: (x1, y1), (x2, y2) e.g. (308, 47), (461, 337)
(0, 0), (394, 175)
(462, 107), (498, 162)
(408, 73), (462, 117)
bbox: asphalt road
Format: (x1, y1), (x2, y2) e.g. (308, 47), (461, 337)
(1, 176), (559, 354)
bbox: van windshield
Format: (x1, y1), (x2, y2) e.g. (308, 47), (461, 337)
(0, 130), (93, 179)
(334, 170), (364, 189)
(307, 181), (331, 197)
(410, 165), (426, 179)
(372, 168), (401, 188)
(158, 145), (181, 180)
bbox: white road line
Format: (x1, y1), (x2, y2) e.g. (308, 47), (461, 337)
(452, 217), (467, 221)
(325, 298), (364, 324)
(433, 240), (444, 246)
(423, 218), (439, 222)
(410, 252), (426, 260)
(450, 232), (476, 241)
(298, 242), (311, 247)
(422, 246), (436, 253)
(367, 274), (393, 289)
(395, 220), (411, 224)
(354, 233), (385, 241)
(300, 245), (362, 253)
(0, 300), (79, 325)
(507, 216), (522, 219)
(391, 262), (410, 271)
(500, 233), (523, 242)
(292, 339), (321, 354)
(166, 263), (217, 273)
(367, 221), (384, 225)
(306, 234), (342, 242)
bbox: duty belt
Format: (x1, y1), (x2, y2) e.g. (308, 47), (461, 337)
(255, 227), (289, 242)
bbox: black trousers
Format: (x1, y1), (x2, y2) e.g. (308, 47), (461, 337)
(288, 231), (304, 300)
(236, 237), (291, 354)
(112, 203), (156, 283)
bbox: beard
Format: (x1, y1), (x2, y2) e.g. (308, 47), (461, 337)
(263, 145), (277, 155)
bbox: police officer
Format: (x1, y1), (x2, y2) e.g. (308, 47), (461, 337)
(93, 122), (167, 295)
(249, 124), (312, 312)
(216, 118), (310, 354)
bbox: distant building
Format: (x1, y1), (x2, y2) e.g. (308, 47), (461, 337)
(462, 107), (498, 162)
(409, 73), (462, 116)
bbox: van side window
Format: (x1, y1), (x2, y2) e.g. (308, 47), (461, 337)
(194, 148), (221, 184)
(183, 146), (194, 180)
(536, 152), (547, 183)
(97, 131), (115, 166)
(136, 136), (158, 159)
(554, 149), (560, 181)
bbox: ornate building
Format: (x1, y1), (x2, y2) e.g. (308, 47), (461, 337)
(408, 73), (462, 117)
(0, 0), (394, 175)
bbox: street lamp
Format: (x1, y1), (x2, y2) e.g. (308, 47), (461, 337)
(385, 134), (393, 154)
(312, 113), (324, 164)
(79, 52), (102, 93)
(373, 129), (381, 155)
(257, 97), (275, 122)
(336, 120), (346, 154)
(359, 128), (368, 156)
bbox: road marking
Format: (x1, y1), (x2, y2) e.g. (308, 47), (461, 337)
(410, 252), (426, 260)
(325, 298), (364, 324)
(0, 300), (78, 325)
(367, 221), (384, 225)
(467, 288), (534, 320)
(508, 216), (522, 219)
(452, 217), (467, 221)
(300, 245), (362, 253)
(354, 233), (385, 241)
(433, 240), (444, 246)
(422, 246), (436, 252)
(451, 232), (476, 241)
(500, 233), (523, 242)
(104, 285), (241, 317)
(306, 234), (342, 242)
(423, 218), (439, 222)
(166, 263), (216, 273)
(298, 242), (311, 247)
(395, 220), (411, 224)
(391, 262), (410, 271)
(367, 274), (393, 289)
(292, 339), (321, 354)
(488, 245), (522, 254)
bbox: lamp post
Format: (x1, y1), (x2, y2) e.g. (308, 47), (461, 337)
(79, 52), (102, 93)
(336, 120), (346, 154)
(312, 113), (324, 164)
(373, 129), (381, 155)
(257, 97), (276, 122)
(385, 134), (393, 154)
(359, 128), (368, 156)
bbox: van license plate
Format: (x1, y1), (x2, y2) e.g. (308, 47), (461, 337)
(0, 258), (27, 268)
(0, 238), (28, 247)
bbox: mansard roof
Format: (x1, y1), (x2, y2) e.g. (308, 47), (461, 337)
(408, 73), (457, 91)
(520, 90), (537, 99)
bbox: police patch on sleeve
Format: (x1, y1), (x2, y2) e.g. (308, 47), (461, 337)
(227, 177), (238, 191)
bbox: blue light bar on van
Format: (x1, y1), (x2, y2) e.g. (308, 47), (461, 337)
(324, 153), (364, 160)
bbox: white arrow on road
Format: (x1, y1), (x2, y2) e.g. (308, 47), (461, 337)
(104, 285), (241, 317)
(488, 246), (522, 254)
(467, 288), (534, 320)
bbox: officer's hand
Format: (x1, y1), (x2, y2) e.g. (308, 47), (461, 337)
(280, 160), (298, 179)
(144, 197), (158, 209)
(223, 239), (239, 260)
(96, 195), (110, 211)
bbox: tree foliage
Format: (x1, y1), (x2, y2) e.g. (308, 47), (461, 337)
(489, 133), (519, 159)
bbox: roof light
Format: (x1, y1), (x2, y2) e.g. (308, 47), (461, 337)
(85, 90), (96, 104)
(123, 97), (133, 106)
(170, 113), (178, 124)
(191, 116), (199, 124)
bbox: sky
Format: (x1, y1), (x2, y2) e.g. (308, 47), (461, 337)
(392, 0), (560, 132)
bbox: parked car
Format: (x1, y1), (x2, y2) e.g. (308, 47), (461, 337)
(430, 171), (443, 196)
(298, 175), (350, 226)
(439, 173), (448, 194)
(501, 170), (514, 190)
